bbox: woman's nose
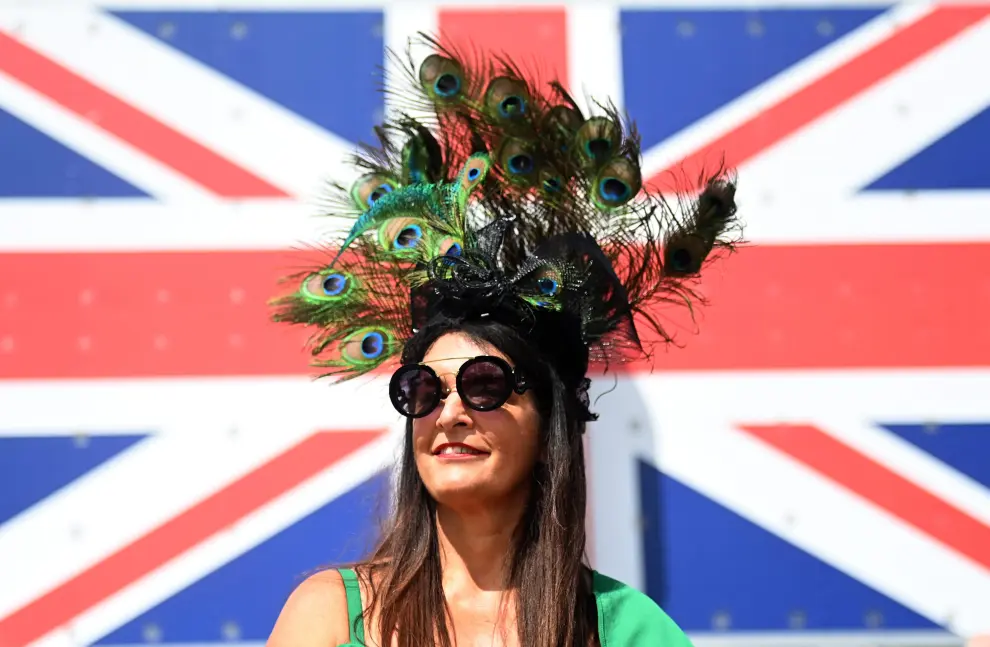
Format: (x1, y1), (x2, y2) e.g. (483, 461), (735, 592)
(435, 389), (472, 429)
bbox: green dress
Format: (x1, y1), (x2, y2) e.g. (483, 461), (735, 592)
(336, 568), (694, 646)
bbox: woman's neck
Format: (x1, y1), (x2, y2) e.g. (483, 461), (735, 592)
(435, 492), (528, 595)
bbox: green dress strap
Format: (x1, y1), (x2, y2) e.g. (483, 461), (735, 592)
(338, 568), (366, 645)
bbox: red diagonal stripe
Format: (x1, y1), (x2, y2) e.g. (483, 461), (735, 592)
(0, 32), (288, 198)
(2, 242), (989, 379)
(742, 425), (990, 572)
(0, 430), (379, 647)
(647, 5), (990, 191)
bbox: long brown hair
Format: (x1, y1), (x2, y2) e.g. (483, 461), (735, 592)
(347, 317), (599, 647)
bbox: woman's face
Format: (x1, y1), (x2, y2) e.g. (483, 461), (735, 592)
(411, 332), (542, 509)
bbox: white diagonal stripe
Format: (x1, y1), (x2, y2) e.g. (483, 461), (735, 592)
(741, 13), (990, 199)
(639, 2), (935, 181)
(0, 69), (213, 200)
(1, 7), (356, 201)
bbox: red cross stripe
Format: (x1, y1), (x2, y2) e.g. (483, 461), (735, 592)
(1, 242), (988, 379)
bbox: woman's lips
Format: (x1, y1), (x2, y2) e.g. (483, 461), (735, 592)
(433, 443), (490, 459)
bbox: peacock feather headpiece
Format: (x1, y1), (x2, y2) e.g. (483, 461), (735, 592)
(271, 35), (743, 382)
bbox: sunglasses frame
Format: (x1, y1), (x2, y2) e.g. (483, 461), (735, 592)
(388, 355), (531, 419)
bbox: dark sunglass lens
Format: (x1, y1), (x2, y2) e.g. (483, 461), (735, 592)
(395, 368), (439, 416)
(460, 360), (510, 410)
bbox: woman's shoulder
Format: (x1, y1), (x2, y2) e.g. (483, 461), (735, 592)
(591, 571), (694, 646)
(266, 569), (352, 647)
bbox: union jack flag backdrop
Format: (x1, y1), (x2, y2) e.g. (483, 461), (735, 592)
(1, 1), (989, 646)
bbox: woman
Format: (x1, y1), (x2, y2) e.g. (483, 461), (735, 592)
(266, 36), (741, 647)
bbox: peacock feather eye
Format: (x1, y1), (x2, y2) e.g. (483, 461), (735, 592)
(322, 273), (346, 296)
(361, 332), (383, 357)
(592, 157), (642, 209)
(517, 265), (564, 311)
(379, 217), (426, 253)
(455, 153), (492, 198)
(497, 138), (538, 186)
(339, 327), (394, 366)
(484, 76), (530, 121)
(394, 224), (423, 249)
(434, 236), (464, 259)
(537, 277), (559, 296)
(419, 54), (465, 102)
(509, 155), (533, 174)
(350, 174), (398, 211)
(302, 271), (353, 300)
(663, 233), (708, 277)
(598, 178), (629, 202)
(575, 117), (620, 168)
(670, 248), (695, 273)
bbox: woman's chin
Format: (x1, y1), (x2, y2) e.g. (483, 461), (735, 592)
(428, 476), (506, 507)
(431, 477), (489, 499)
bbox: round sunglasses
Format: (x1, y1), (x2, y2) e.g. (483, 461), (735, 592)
(388, 355), (531, 418)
